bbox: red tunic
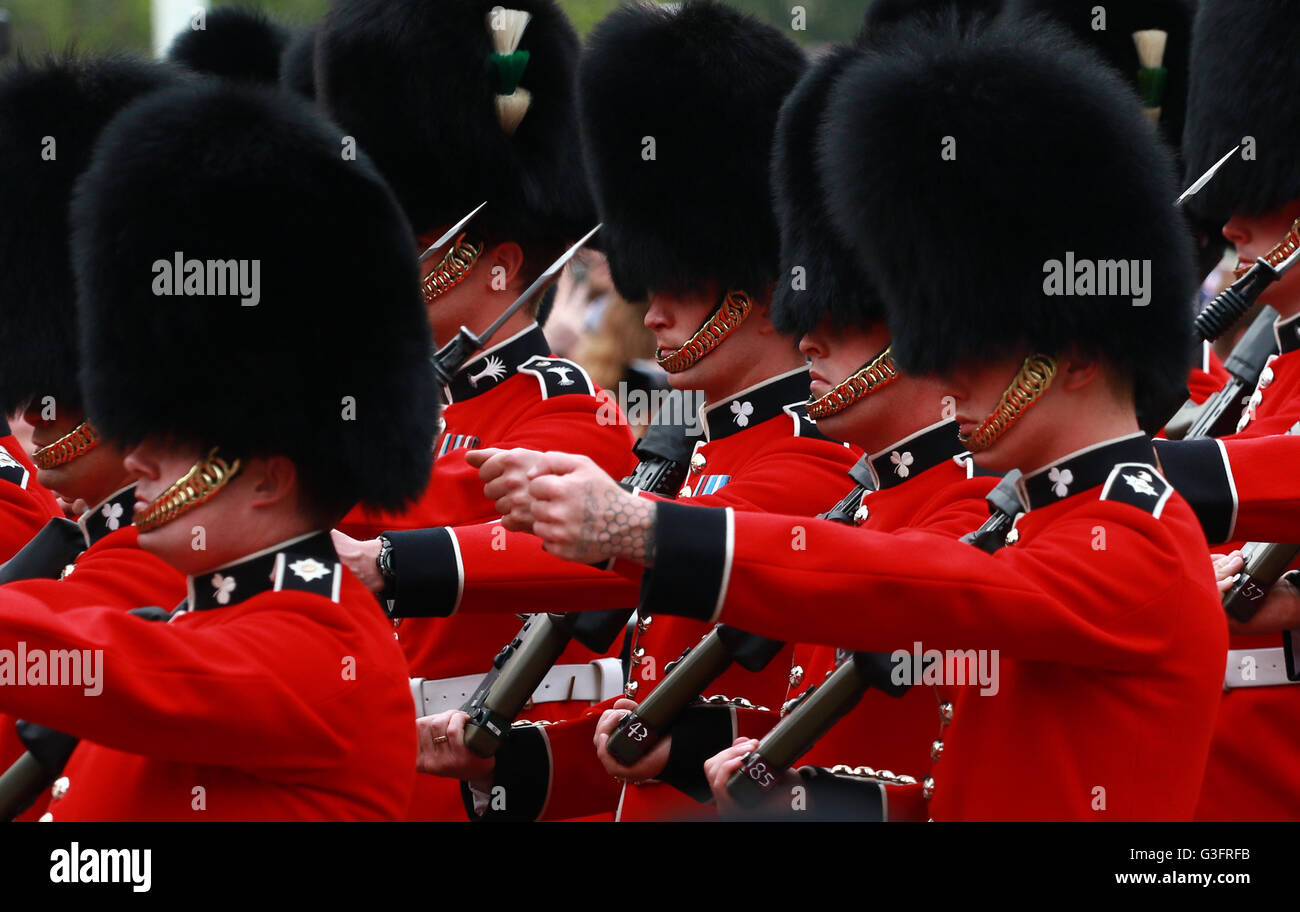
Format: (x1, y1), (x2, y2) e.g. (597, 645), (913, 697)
(460, 367), (861, 821)
(336, 326), (635, 820)
(0, 420), (62, 563)
(1177, 312), (1300, 820)
(643, 434), (1226, 820)
(0, 532), (415, 820)
(0, 485), (186, 821)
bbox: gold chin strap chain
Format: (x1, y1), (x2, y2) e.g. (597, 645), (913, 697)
(133, 447), (241, 533)
(655, 290), (753, 374)
(33, 420), (101, 470)
(1234, 217), (1300, 280)
(959, 354), (1058, 453)
(806, 347), (901, 421)
(421, 233), (484, 304)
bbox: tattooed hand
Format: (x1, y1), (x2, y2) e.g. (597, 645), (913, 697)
(527, 453), (657, 565)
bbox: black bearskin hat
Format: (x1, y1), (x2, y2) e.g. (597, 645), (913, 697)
(317, 0), (593, 246)
(771, 45), (883, 339)
(578, 0), (806, 302)
(279, 24), (317, 100)
(1181, 0), (1300, 224)
(72, 82), (438, 512)
(0, 55), (186, 416)
(822, 14), (1196, 424)
(167, 5), (290, 85)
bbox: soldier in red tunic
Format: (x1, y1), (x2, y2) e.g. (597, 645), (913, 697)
(0, 79), (437, 820)
(400, 0), (871, 822)
(313, 2), (638, 819)
(520, 13), (1226, 821)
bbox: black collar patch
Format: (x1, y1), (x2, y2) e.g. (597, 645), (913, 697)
(701, 367), (815, 441)
(446, 324), (551, 403)
(1276, 312), (1300, 355)
(865, 420), (963, 491)
(1099, 463), (1173, 518)
(78, 485), (137, 547)
(0, 440), (30, 491)
(186, 531), (340, 612)
(1017, 433), (1157, 511)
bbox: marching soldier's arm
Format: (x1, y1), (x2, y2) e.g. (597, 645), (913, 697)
(0, 447), (61, 563)
(639, 500), (1199, 669)
(1156, 433), (1300, 544)
(0, 543), (180, 614)
(0, 591), (376, 771)
(386, 435), (859, 618)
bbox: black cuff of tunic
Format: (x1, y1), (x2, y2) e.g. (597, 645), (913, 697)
(460, 725), (551, 822)
(639, 502), (729, 622)
(1153, 438), (1236, 544)
(659, 704), (736, 804)
(385, 527), (461, 618)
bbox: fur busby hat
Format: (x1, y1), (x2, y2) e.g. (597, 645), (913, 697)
(771, 46), (883, 339)
(167, 6), (290, 85)
(0, 55), (185, 417)
(579, 0), (806, 302)
(1182, 0), (1300, 224)
(1005, 1), (1194, 161)
(859, 0), (1004, 39)
(823, 15), (1196, 423)
(71, 82), (438, 513)
(279, 25), (317, 100)
(316, 0), (592, 246)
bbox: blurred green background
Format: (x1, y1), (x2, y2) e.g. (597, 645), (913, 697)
(0, 1), (872, 59)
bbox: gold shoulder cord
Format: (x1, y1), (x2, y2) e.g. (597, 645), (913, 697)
(959, 355), (1058, 453)
(655, 291), (753, 374)
(421, 233), (484, 304)
(33, 420), (101, 470)
(1234, 217), (1300, 280)
(133, 447), (241, 533)
(806, 347), (901, 421)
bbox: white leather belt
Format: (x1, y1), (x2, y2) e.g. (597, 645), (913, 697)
(1224, 648), (1298, 689)
(409, 658), (625, 717)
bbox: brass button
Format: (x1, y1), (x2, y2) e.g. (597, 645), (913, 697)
(938, 701), (954, 724)
(930, 739), (944, 762)
(922, 776), (935, 800)
(39, 812), (53, 823)
(50, 776), (70, 801)
(788, 665), (804, 687)
(690, 452), (707, 474)
(678, 485), (693, 498)
(1004, 527), (1019, 546)
(631, 647), (646, 665)
(853, 504), (870, 524)
(624, 680), (639, 697)
(636, 615), (653, 633)
(60, 564), (76, 580)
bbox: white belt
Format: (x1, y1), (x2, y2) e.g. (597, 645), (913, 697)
(410, 658), (625, 717)
(1224, 648), (1298, 689)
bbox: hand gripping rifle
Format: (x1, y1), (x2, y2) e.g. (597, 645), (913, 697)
(0, 606), (173, 821)
(459, 396), (702, 758)
(725, 469), (1025, 807)
(1218, 421), (1300, 624)
(1164, 306), (1280, 440)
(602, 455), (894, 767)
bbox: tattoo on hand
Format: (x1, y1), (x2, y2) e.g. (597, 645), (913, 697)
(577, 483), (656, 565)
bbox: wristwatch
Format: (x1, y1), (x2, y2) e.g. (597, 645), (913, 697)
(376, 535), (396, 584)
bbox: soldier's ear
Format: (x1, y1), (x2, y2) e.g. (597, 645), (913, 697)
(1057, 353), (1103, 393)
(752, 302), (777, 335)
(245, 455), (301, 510)
(485, 241), (525, 289)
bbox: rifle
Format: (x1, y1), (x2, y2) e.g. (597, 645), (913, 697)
(724, 470), (1025, 807)
(459, 396), (701, 758)
(1164, 306), (1279, 440)
(602, 454), (894, 767)
(0, 517), (85, 584)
